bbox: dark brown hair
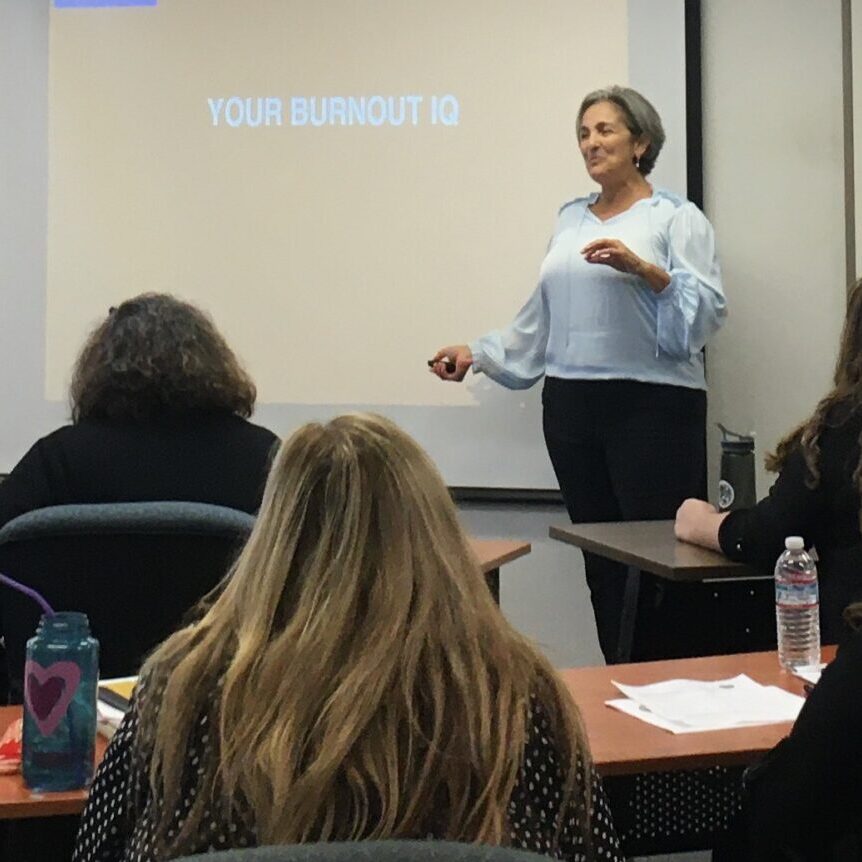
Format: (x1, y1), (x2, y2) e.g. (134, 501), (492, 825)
(70, 293), (256, 422)
(767, 280), (862, 520)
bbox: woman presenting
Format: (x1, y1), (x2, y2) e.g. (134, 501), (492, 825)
(432, 86), (726, 663)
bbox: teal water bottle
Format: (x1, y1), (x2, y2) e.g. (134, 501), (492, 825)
(22, 612), (99, 791)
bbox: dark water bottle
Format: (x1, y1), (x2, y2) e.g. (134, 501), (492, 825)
(22, 612), (99, 791)
(717, 424), (757, 512)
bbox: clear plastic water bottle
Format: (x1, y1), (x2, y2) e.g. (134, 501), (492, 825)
(774, 537), (821, 669)
(22, 611), (99, 791)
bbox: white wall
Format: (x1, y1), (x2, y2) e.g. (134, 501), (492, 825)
(459, 503), (602, 668)
(0, 0), (64, 466)
(703, 0), (847, 503)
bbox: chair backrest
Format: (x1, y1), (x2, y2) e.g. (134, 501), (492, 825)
(174, 841), (551, 862)
(0, 502), (254, 703)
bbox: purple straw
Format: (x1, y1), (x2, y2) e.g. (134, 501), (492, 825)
(0, 573), (55, 616)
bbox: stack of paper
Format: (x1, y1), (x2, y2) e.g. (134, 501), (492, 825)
(607, 674), (804, 734)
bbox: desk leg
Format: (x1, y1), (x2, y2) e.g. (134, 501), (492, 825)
(485, 568), (500, 604)
(615, 565), (640, 663)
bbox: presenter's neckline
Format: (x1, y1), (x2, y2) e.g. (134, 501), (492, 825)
(586, 191), (655, 224)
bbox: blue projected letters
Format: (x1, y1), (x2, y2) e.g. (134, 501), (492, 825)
(208, 98), (284, 128)
(207, 95), (460, 128)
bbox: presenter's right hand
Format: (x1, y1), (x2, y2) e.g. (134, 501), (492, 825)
(430, 345), (473, 381)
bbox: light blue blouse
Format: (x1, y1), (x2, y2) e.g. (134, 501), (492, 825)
(469, 188), (726, 391)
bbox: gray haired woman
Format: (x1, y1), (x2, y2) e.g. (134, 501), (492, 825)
(432, 85), (727, 663)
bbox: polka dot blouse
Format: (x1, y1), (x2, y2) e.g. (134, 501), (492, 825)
(73, 684), (622, 862)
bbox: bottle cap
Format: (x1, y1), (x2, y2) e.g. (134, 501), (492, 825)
(785, 536), (804, 550)
(717, 423), (755, 451)
(721, 439), (754, 454)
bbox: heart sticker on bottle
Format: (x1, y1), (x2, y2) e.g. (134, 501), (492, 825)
(24, 661), (82, 737)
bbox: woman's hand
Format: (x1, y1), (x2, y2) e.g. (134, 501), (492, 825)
(429, 345), (473, 381)
(581, 238), (671, 293)
(674, 498), (727, 551)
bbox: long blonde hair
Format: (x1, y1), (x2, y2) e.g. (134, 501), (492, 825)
(137, 414), (592, 857)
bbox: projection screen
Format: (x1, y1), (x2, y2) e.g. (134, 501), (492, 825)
(36, 0), (693, 489)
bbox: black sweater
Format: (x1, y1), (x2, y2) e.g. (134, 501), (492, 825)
(0, 413), (279, 527)
(719, 408), (862, 644)
(744, 630), (862, 860)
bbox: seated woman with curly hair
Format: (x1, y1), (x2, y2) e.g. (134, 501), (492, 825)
(73, 414), (622, 862)
(0, 293), (278, 525)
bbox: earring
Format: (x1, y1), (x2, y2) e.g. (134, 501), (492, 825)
(633, 154), (641, 169)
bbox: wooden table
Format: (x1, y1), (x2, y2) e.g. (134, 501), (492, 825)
(550, 520), (766, 660)
(560, 646), (836, 776)
(0, 537), (530, 821)
(1, 646), (833, 819)
(0, 710), (108, 819)
(469, 537), (532, 602)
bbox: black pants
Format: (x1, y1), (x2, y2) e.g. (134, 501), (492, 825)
(542, 377), (707, 663)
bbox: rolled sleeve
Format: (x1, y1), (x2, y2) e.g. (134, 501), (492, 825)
(655, 203), (727, 359)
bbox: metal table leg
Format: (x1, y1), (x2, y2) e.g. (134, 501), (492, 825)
(615, 565), (641, 663)
(485, 568), (500, 604)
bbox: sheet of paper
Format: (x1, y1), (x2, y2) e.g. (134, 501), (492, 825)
(611, 674), (803, 730)
(605, 697), (797, 735)
(792, 664), (824, 685)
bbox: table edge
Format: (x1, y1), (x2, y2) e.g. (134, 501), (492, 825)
(0, 793), (89, 820)
(471, 539), (532, 573)
(549, 523), (761, 581)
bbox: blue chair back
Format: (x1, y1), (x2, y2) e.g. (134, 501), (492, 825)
(0, 502), (254, 703)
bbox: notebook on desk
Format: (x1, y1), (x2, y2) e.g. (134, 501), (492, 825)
(97, 676), (138, 739)
(98, 676), (137, 712)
